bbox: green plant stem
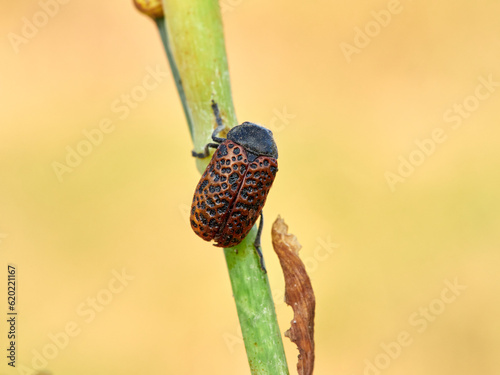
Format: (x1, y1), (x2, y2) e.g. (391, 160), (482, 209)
(158, 1), (289, 373)
(224, 227), (289, 374)
(155, 18), (194, 138)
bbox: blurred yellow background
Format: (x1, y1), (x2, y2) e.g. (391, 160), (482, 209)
(1, 1), (499, 374)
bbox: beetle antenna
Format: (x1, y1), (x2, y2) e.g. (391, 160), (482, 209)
(211, 100), (226, 143)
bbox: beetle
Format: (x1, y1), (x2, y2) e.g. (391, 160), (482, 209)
(190, 101), (278, 272)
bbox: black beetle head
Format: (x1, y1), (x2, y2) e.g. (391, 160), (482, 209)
(226, 122), (278, 159)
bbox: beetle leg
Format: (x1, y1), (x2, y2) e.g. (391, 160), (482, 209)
(254, 212), (267, 273)
(211, 100), (226, 143)
(191, 100), (226, 158)
(191, 143), (219, 158)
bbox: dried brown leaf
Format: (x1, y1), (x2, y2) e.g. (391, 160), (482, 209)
(272, 216), (315, 375)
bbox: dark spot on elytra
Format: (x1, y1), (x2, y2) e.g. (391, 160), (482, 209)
(222, 167), (231, 174)
(235, 201), (249, 210)
(199, 214), (208, 225)
(263, 160), (270, 167)
(270, 166), (277, 175)
(228, 172), (239, 185)
(206, 198), (215, 207)
(228, 143), (234, 148)
(240, 188), (249, 200)
(209, 218), (217, 228)
(233, 147), (240, 155)
(217, 144), (228, 157)
(250, 163), (258, 169)
(198, 180), (209, 193)
(225, 159), (230, 165)
(222, 183), (228, 189)
(240, 165), (246, 174)
(232, 164), (238, 171)
(237, 155), (243, 161)
(208, 208), (216, 217)
(231, 183), (239, 191)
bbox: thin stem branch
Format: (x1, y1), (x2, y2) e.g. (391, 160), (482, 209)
(153, 0), (289, 373)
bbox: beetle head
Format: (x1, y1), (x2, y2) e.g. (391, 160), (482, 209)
(226, 122), (278, 159)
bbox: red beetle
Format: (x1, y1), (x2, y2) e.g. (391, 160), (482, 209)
(190, 102), (278, 271)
